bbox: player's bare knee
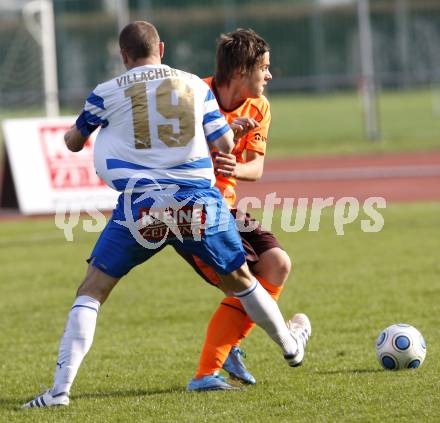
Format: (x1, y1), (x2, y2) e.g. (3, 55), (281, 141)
(219, 263), (254, 293)
(254, 248), (291, 285)
(76, 265), (119, 304)
(277, 251), (292, 281)
(76, 285), (106, 304)
(235, 264), (254, 286)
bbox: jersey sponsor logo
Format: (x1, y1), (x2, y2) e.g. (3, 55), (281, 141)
(253, 133), (267, 142)
(138, 204), (206, 241)
(39, 125), (105, 189)
(115, 180), (210, 250)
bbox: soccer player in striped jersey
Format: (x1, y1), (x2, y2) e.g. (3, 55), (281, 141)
(23, 21), (307, 408)
(181, 29), (312, 391)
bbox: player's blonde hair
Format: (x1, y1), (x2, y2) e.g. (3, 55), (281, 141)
(215, 28), (270, 86)
(119, 21), (160, 61)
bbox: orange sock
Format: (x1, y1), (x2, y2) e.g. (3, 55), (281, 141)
(257, 275), (284, 301)
(194, 276), (284, 378)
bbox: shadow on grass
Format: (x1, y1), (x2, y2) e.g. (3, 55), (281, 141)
(1, 386), (184, 411)
(315, 368), (384, 375)
(71, 385), (184, 400)
(0, 399), (25, 411)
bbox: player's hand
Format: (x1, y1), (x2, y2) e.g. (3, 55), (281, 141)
(231, 117), (260, 140)
(214, 152), (237, 177)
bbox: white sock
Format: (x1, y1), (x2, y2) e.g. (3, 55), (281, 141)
(234, 279), (297, 357)
(52, 295), (100, 396)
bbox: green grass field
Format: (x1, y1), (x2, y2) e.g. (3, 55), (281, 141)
(267, 89), (440, 157)
(1, 203), (439, 422)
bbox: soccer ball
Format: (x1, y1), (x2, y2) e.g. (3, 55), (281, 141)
(375, 324), (426, 370)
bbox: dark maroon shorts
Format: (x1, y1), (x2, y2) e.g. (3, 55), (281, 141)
(174, 209), (283, 285)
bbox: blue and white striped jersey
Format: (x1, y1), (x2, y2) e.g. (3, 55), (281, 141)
(75, 64), (230, 192)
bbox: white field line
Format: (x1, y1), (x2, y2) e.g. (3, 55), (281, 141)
(0, 232), (65, 247)
(261, 164), (440, 182)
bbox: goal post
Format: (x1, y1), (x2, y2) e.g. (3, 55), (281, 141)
(22, 0), (59, 117)
(357, 0), (381, 141)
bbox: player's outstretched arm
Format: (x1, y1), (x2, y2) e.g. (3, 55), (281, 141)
(209, 128), (235, 155)
(235, 150), (265, 181)
(215, 150), (264, 181)
(64, 125), (88, 152)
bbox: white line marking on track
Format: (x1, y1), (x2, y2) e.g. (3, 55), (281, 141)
(261, 165), (440, 182)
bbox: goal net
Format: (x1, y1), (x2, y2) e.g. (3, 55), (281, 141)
(0, 0), (58, 115)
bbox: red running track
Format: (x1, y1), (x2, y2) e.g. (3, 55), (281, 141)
(1, 151), (439, 221)
(236, 151), (440, 204)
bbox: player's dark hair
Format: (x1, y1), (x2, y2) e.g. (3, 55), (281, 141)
(119, 21), (160, 61)
(215, 28), (270, 86)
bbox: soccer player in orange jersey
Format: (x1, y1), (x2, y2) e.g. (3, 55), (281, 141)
(179, 29), (311, 391)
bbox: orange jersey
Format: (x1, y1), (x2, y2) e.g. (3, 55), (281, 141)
(204, 77), (271, 206)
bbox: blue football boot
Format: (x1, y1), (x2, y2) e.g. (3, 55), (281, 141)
(223, 346), (256, 385)
(186, 372), (238, 391)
